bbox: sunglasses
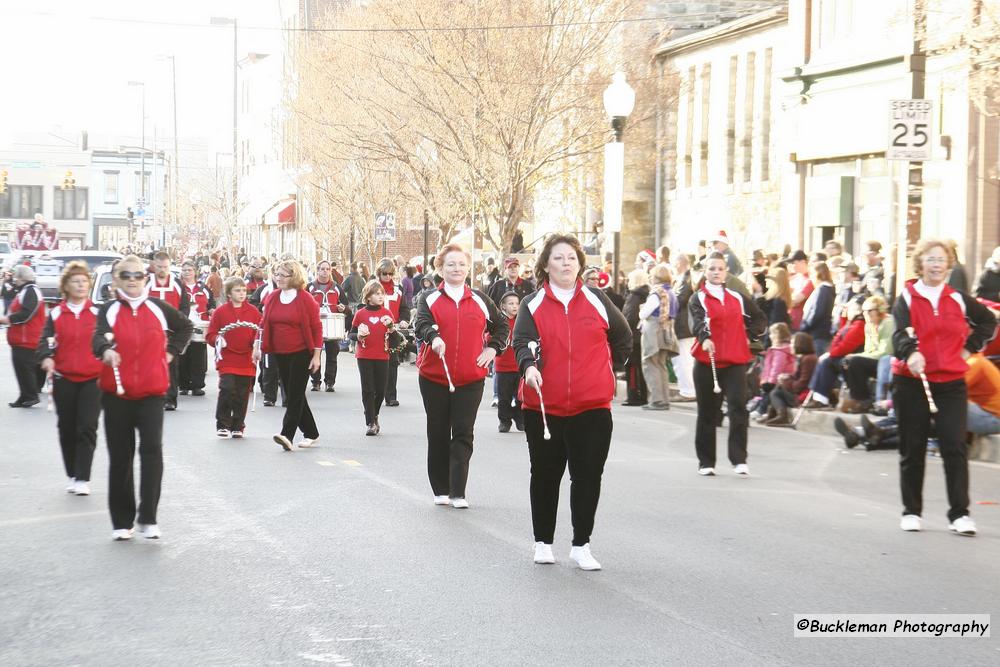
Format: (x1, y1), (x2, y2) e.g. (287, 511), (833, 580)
(118, 271), (145, 281)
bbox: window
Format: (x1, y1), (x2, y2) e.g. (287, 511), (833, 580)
(104, 171), (119, 204)
(0, 185), (43, 218)
(743, 51), (756, 183)
(54, 187), (89, 220)
(699, 63), (711, 186)
(726, 55), (738, 184)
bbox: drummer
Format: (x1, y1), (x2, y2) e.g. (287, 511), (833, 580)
(375, 258), (410, 407)
(179, 261), (216, 397)
(307, 260), (349, 392)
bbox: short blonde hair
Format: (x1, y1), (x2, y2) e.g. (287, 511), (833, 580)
(276, 259), (307, 290)
(912, 238), (953, 276)
(863, 294), (889, 314)
(627, 268), (649, 290)
(59, 260), (92, 297)
(651, 264), (672, 284)
(361, 279), (385, 305)
(112, 255), (147, 289)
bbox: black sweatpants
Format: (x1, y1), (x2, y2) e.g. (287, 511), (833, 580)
(385, 354), (400, 402)
(259, 354), (283, 403)
(11, 346), (40, 402)
(893, 376), (969, 521)
(419, 376), (483, 499)
(216, 374), (254, 431)
(310, 340), (340, 386)
(526, 408), (612, 546)
(496, 371), (523, 428)
(53, 377), (101, 481)
(845, 356), (878, 401)
(275, 350), (318, 441)
(694, 361), (748, 468)
(357, 358), (388, 425)
(167, 355), (179, 406)
(103, 393), (165, 530)
(178, 342), (208, 391)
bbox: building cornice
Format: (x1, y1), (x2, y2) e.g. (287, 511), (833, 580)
(653, 7), (788, 59)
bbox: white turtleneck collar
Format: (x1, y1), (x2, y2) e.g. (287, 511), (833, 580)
(65, 300), (87, 315)
(705, 282), (725, 300)
(914, 280), (945, 309)
(117, 289), (147, 310)
(279, 288), (298, 304)
(443, 282), (465, 304)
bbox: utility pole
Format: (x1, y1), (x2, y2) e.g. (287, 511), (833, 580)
(901, 4), (927, 286)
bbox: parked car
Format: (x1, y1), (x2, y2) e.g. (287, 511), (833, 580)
(0, 239), (13, 270)
(91, 263), (180, 306)
(9, 250), (123, 303)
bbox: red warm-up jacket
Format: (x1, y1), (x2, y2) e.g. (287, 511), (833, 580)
(147, 274), (190, 316)
(512, 281), (632, 418)
(379, 280), (411, 323)
(689, 284), (767, 368)
(37, 300), (103, 382)
(183, 280), (215, 322)
(413, 284), (508, 388)
(206, 302), (262, 377)
(93, 296), (193, 399)
(891, 279), (996, 383)
(827, 317), (866, 358)
(494, 315), (519, 373)
(6, 282), (46, 349)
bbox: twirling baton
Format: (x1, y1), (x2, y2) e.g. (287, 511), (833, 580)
(104, 332), (125, 395)
(905, 326), (938, 414)
(704, 316), (722, 393)
(527, 341), (551, 440)
(431, 325), (455, 392)
(44, 336), (55, 412)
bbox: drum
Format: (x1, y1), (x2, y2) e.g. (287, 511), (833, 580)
(190, 325), (206, 343)
(321, 312), (345, 340)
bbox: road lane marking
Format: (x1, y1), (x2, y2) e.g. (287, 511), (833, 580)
(0, 510), (106, 527)
(342, 460), (362, 467)
(317, 461), (336, 467)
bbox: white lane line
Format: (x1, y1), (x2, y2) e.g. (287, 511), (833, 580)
(0, 510), (106, 527)
(342, 460), (362, 467)
(317, 461), (336, 467)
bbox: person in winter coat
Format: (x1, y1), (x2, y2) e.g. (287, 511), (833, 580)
(891, 239), (997, 536)
(621, 269), (649, 406)
(764, 333), (818, 425)
(375, 258), (411, 407)
(799, 262), (835, 355)
(0, 265), (45, 407)
(179, 261), (216, 396)
(513, 234), (631, 570)
(638, 264), (677, 410)
(801, 298), (867, 410)
(760, 267), (792, 335)
(37, 261), (104, 495)
(148, 251), (190, 411)
(206, 277), (262, 438)
(487, 258), (533, 306)
(494, 292), (524, 432)
(307, 260), (349, 392)
(750, 323), (795, 422)
(688, 252), (767, 475)
(92, 255), (193, 540)
(414, 244), (507, 509)
(841, 295), (894, 413)
(671, 254), (696, 401)
(974, 246), (1000, 303)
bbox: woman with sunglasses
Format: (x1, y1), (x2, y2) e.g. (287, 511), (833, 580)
(259, 259), (323, 451)
(375, 258), (411, 407)
(92, 256), (193, 541)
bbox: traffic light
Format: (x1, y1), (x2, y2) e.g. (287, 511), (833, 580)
(61, 170), (76, 190)
(0, 170), (7, 194)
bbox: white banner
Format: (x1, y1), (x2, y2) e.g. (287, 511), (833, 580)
(603, 142), (624, 233)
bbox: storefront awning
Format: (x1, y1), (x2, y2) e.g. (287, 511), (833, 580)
(264, 199), (296, 226)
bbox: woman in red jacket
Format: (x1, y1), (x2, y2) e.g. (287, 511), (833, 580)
(892, 239), (996, 536)
(93, 256), (192, 540)
(0, 265), (46, 407)
(37, 261), (104, 496)
(206, 277), (262, 439)
(413, 244), (508, 510)
(350, 281), (395, 436)
(513, 235), (631, 570)
(260, 260), (322, 452)
(688, 252), (767, 476)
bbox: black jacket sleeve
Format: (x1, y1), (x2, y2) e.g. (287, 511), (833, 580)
(177, 285), (191, 318)
(743, 293), (768, 342)
(689, 290), (709, 343)
(963, 293), (998, 353)
(36, 312), (56, 362)
(150, 298), (194, 357)
(411, 290), (438, 344)
(477, 289), (508, 353)
(93, 302), (115, 360)
(398, 293), (412, 324)
(891, 296), (916, 362)
(8, 284), (41, 324)
(205, 285), (217, 314)
(512, 292), (542, 373)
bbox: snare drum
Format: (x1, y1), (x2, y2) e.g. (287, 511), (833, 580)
(321, 313), (345, 340)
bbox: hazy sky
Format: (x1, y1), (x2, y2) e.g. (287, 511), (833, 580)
(0, 0), (287, 156)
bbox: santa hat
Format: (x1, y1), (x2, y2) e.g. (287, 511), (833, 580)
(712, 230), (730, 246)
(636, 249), (656, 265)
(596, 272), (611, 289)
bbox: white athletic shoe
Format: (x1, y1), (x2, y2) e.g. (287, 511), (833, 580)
(111, 528), (134, 541)
(296, 437), (319, 448)
(231, 430), (244, 439)
(491, 397), (499, 408)
(533, 542), (555, 564)
(949, 516), (977, 536)
(451, 498), (470, 509)
(273, 434), (293, 452)
(900, 514), (922, 532)
(734, 464), (749, 476)
(697, 467), (716, 476)
(569, 544), (602, 571)
(216, 428), (230, 438)
(136, 523), (161, 539)
(66, 477), (76, 493)
(433, 495), (451, 505)
(73, 480), (90, 496)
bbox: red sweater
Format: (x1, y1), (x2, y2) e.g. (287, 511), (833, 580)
(206, 302), (262, 376)
(38, 300), (103, 382)
(828, 318), (866, 358)
(260, 289), (322, 355)
(7, 283), (46, 349)
(352, 306), (393, 361)
(494, 315), (519, 373)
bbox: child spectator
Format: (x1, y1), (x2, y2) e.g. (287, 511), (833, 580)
(751, 323), (795, 422)
(764, 332), (818, 426)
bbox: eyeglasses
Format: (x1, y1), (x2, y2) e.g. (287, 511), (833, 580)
(118, 271), (145, 281)
(380, 272), (394, 277)
(862, 308), (878, 313)
(274, 272), (291, 279)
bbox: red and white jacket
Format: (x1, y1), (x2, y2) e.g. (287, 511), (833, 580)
(413, 284), (507, 388)
(37, 300), (103, 382)
(307, 280), (350, 318)
(494, 315), (519, 373)
(182, 280), (215, 322)
(147, 273), (190, 316)
(205, 302), (262, 377)
(93, 296), (193, 400)
(891, 279), (996, 383)
(512, 281), (631, 418)
(688, 284), (766, 368)
(6, 281), (46, 349)
(379, 279), (411, 323)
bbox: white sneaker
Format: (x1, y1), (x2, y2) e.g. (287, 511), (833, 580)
(491, 397), (499, 408)
(136, 523), (161, 539)
(734, 464), (749, 476)
(698, 467), (715, 476)
(111, 528), (134, 541)
(216, 428), (230, 438)
(900, 514), (922, 532)
(273, 434), (293, 452)
(296, 437), (319, 448)
(433, 495), (451, 506)
(569, 543), (602, 571)
(73, 480), (90, 496)
(451, 498), (470, 509)
(533, 542), (555, 564)
(66, 477), (76, 493)
(949, 516), (977, 536)
(231, 430), (244, 439)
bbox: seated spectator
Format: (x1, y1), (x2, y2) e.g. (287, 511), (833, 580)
(802, 298), (866, 410)
(831, 263), (863, 331)
(760, 267), (792, 334)
(841, 295), (894, 414)
(751, 322), (795, 422)
(799, 262), (835, 355)
(763, 332), (818, 426)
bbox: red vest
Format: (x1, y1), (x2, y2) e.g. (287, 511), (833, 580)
(7, 284), (45, 349)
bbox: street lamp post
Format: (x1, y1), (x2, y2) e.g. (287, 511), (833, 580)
(155, 55), (180, 236)
(127, 81), (146, 221)
(210, 16), (238, 227)
(602, 72), (635, 296)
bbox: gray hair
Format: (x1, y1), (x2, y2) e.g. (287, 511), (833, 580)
(12, 265), (35, 282)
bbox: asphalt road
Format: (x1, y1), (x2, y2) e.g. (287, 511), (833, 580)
(1, 351), (998, 666)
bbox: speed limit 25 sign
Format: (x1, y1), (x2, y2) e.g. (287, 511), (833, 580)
(887, 99), (933, 161)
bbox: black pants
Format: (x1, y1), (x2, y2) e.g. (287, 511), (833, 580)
(769, 385), (800, 409)
(845, 356), (878, 401)
(694, 361), (748, 468)
(311, 340), (340, 386)
(103, 394), (165, 530)
(385, 353), (400, 402)
(526, 408), (612, 546)
(275, 350), (318, 441)
(216, 374), (254, 431)
(893, 376), (969, 521)
(178, 342), (208, 391)
(809, 355), (844, 399)
(259, 354), (283, 403)
(496, 371), (523, 428)
(53, 377), (101, 481)
(11, 346), (40, 402)
(167, 355), (179, 405)
(357, 358), (388, 425)
(419, 376), (483, 499)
